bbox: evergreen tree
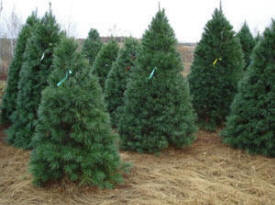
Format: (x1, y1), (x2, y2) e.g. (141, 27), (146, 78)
(237, 22), (255, 69)
(119, 10), (196, 153)
(188, 8), (244, 131)
(30, 36), (127, 187)
(82, 28), (102, 65)
(1, 12), (39, 124)
(221, 20), (275, 157)
(105, 37), (140, 127)
(255, 32), (262, 44)
(92, 40), (119, 89)
(6, 10), (61, 149)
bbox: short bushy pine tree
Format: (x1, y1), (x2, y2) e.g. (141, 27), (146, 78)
(237, 22), (255, 69)
(188, 8), (244, 131)
(30, 37), (126, 187)
(105, 37), (140, 127)
(82, 28), (102, 65)
(92, 40), (119, 89)
(119, 10), (196, 153)
(7, 10), (61, 149)
(1, 13), (39, 124)
(221, 21), (275, 157)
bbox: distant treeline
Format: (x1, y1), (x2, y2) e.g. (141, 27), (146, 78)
(0, 37), (195, 78)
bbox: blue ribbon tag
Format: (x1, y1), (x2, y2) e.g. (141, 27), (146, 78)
(57, 70), (72, 87)
(148, 67), (157, 79)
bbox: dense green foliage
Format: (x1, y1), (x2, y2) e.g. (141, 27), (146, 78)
(30, 37), (127, 187)
(105, 38), (140, 127)
(82, 28), (102, 65)
(92, 40), (119, 89)
(255, 32), (262, 43)
(221, 20), (275, 157)
(119, 10), (196, 153)
(188, 8), (244, 131)
(1, 13), (39, 124)
(7, 11), (61, 149)
(237, 22), (255, 69)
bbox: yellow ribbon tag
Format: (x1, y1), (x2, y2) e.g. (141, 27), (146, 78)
(213, 57), (222, 66)
(213, 58), (218, 65)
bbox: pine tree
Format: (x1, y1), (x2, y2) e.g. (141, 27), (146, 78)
(255, 32), (262, 44)
(118, 10), (196, 153)
(92, 40), (119, 89)
(30, 36), (127, 187)
(237, 22), (255, 69)
(1, 12), (39, 124)
(188, 8), (244, 131)
(82, 28), (102, 66)
(221, 20), (275, 157)
(105, 37), (140, 127)
(6, 10), (61, 149)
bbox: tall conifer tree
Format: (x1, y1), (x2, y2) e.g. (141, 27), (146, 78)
(105, 37), (140, 127)
(1, 12), (39, 124)
(255, 32), (262, 44)
(119, 10), (196, 153)
(82, 28), (102, 66)
(188, 8), (244, 131)
(7, 10), (61, 149)
(221, 21), (275, 157)
(92, 40), (119, 89)
(237, 22), (255, 69)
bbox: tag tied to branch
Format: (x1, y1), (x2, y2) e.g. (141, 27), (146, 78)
(213, 57), (222, 66)
(148, 67), (157, 80)
(40, 52), (45, 62)
(57, 70), (72, 87)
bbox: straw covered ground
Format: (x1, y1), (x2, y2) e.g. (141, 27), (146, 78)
(1, 128), (275, 205)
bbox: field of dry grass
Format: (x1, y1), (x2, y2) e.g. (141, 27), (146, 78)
(1, 127), (275, 205)
(177, 44), (195, 76)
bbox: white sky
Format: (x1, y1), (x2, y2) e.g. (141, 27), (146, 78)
(1, 0), (275, 42)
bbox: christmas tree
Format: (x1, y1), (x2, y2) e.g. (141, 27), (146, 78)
(237, 22), (255, 70)
(255, 32), (262, 44)
(1, 12), (39, 124)
(188, 8), (244, 131)
(30, 36), (127, 187)
(221, 20), (275, 157)
(105, 37), (140, 127)
(7, 10), (61, 149)
(82, 28), (102, 66)
(119, 10), (196, 153)
(92, 40), (119, 89)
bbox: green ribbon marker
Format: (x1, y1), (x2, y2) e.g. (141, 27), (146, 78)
(57, 70), (72, 87)
(148, 67), (157, 79)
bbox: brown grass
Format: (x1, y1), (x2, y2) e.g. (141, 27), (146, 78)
(0, 80), (6, 104)
(1, 128), (275, 205)
(177, 45), (195, 76)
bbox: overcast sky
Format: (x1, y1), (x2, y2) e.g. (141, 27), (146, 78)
(1, 0), (275, 42)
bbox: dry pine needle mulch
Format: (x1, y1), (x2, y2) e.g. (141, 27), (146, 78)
(1, 129), (275, 205)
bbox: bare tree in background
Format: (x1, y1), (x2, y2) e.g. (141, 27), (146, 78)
(4, 6), (22, 57)
(108, 24), (121, 37)
(61, 1), (77, 38)
(62, 19), (77, 37)
(0, 0), (4, 74)
(107, 24), (131, 43)
(0, 2), (22, 74)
